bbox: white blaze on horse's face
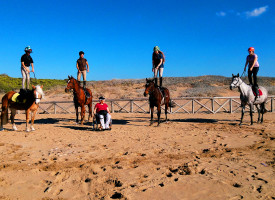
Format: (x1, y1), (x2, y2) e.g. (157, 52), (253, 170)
(35, 91), (40, 104)
(34, 85), (44, 104)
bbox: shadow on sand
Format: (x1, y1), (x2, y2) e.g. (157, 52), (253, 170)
(170, 118), (218, 123)
(112, 119), (129, 125)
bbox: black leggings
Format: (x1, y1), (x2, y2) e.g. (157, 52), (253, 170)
(248, 67), (259, 87)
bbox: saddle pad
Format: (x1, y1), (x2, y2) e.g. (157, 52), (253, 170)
(11, 93), (26, 103)
(11, 93), (20, 102)
(253, 89), (263, 96)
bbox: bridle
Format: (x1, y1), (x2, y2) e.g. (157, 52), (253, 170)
(231, 76), (243, 88)
(145, 82), (157, 95)
(34, 89), (43, 104)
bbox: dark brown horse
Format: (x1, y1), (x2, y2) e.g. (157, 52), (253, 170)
(0, 85), (44, 132)
(143, 78), (174, 126)
(65, 76), (93, 125)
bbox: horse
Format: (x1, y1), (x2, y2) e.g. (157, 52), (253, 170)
(65, 76), (93, 125)
(143, 78), (175, 126)
(230, 73), (268, 125)
(0, 85), (44, 132)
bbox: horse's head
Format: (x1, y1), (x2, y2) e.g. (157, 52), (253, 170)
(144, 78), (155, 97)
(65, 75), (78, 93)
(230, 73), (241, 90)
(32, 85), (44, 104)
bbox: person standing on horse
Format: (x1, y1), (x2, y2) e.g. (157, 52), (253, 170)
(21, 46), (34, 89)
(152, 46), (165, 87)
(76, 51), (90, 97)
(244, 47), (260, 97)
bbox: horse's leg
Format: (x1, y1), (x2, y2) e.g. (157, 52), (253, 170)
(239, 105), (245, 125)
(75, 105), (79, 124)
(30, 109), (37, 131)
(88, 103), (92, 122)
(10, 108), (17, 131)
(25, 109), (30, 132)
(261, 103), (265, 123)
(255, 104), (262, 123)
(165, 103), (168, 123)
(157, 105), (161, 126)
(249, 104), (253, 125)
(0, 108), (8, 131)
(150, 106), (154, 126)
(80, 105), (85, 125)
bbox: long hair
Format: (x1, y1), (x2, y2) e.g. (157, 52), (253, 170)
(159, 50), (165, 63)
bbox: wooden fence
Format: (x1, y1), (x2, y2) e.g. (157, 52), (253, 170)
(5, 96), (273, 114)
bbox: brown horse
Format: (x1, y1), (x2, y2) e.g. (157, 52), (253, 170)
(65, 76), (93, 125)
(0, 85), (44, 132)
(143, 78), (174, 126)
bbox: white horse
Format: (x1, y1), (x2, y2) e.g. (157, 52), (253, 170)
(230, 74), (268, 125)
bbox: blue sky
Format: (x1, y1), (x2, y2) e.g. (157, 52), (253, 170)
(0, 0), (274, 80)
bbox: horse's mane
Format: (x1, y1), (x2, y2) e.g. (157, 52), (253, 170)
(35, 85), (45, 98)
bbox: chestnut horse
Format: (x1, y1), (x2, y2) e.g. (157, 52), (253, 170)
(143, 78), (174, 126)
(65, 76), (93, 125)
(0, 85), (44, 132)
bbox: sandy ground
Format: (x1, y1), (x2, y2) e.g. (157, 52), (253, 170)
(0, 112), (274, 200)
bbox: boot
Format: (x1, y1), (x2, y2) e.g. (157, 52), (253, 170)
(255, 86), (259, 98)
(160, 77), (163, 87)
(154, 78), (158, 87)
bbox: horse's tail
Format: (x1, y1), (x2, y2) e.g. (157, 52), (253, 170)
(169, 99), (176, 108)
(1, 95), (9, 125)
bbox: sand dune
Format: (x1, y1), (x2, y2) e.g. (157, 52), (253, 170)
(0, 112), (274, 200)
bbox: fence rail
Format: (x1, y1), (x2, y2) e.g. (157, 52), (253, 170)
(1, 96), (274, 114)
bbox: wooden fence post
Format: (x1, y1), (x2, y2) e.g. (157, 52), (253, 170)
(192, 99), (194, 114)
(130, 100), (133, 113)
(54, 103), (56, 114)
(271, 97), (273, 112)
(111, 101), (114, 113)
(229, 98), (232, 113)
(212, 98), (214, 113)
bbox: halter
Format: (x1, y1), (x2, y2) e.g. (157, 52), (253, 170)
(34, 88), (43, 104)
(231, 76), (243, 88)
(145, 82), (157, 95)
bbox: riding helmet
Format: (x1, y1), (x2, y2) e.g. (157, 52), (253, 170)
(248, 47), (255, 52)
(153, 46), (160, 51)
(25, 46), (32, 53)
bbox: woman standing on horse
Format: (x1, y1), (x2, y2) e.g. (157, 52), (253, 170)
(21, 46), (34, 89)
(152, 46), (165, 87)
(244, 47), (260, 96)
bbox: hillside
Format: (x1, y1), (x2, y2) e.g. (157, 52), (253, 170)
(0, 74), (274, 100)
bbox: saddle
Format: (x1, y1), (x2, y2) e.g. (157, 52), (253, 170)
(158, 86), (166, 104)
(251, 85), (262, 97)
(83, 87), (90, 103)
(13, 89), (31, 103)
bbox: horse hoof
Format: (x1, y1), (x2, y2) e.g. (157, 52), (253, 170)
(26, 129), (30, 132)
(0, 128), (4, 131)
(12, 127), (18, 131)
(31, 127), (35, 131)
